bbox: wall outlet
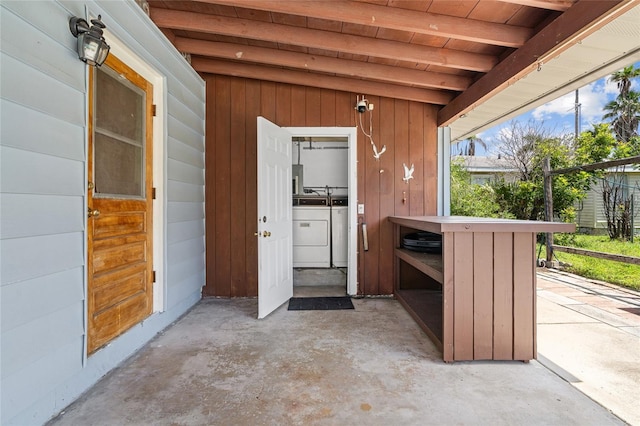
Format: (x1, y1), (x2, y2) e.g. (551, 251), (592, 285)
(357, 203), (365, 214)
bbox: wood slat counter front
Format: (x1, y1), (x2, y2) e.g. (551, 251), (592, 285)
(389, 216), (575, 362)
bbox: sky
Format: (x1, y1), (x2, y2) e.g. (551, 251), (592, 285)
(454, 61), (640, 157)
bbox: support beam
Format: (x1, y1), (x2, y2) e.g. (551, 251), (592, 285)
(201, 0), (533, 48)
(150, 8), (497, 72)
(175, 38), (472, 91)
(191, 57), (454, 105)
(437, 0), (630, 126)
(543, 157), (554, 263)
(549, 155), (640, 176)
(496, 0), (573, 12)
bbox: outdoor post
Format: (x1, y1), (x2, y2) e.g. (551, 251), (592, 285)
(631, 196), (635, 243)
(543, 157), (554, 263)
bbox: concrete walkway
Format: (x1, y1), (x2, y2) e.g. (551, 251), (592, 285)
(49, 283), (630, 426)
(536, 269), (640, 425)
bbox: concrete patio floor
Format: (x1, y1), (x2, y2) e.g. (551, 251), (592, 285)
(48, 273), (634, 426)
(536, 270), (640, 425)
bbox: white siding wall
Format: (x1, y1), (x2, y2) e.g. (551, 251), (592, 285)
(576, 173), (640, 232)
(577, 186), (598, 229)
(0, 1), (206, 425)
(631, 174), (640, 232)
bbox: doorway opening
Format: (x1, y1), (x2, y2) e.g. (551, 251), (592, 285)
(286, 127), (358, 298)
(256, 119), (357, 318)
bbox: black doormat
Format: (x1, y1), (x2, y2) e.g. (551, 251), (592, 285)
(288, 296), (354, 311)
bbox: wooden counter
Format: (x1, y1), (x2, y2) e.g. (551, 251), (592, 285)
(389, 216), (575, 362)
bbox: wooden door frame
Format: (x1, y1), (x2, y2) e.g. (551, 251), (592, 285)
(285, 126), (358, 296)
(98, 30), (167, 315)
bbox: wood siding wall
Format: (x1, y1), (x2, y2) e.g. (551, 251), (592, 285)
(205, 75), (438, 297)
(577, 172), (640, 231)
(0, 2), (205, 425)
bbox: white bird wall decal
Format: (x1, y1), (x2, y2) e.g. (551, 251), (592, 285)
(402, 163), (415, 182)
(372, 143), (387, 160)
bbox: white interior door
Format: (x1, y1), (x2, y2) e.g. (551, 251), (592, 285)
(257, 117), (293, 319)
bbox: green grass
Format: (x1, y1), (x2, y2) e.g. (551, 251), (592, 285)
(538, 234), (640, 291)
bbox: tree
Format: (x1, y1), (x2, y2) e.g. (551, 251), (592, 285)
(456, 135), (486, 156)
(574, 123), (617, 165)
(493, 119), (553, 182)
(603, 65), (640, 143)
(609, 65), (640, 98)
(600, 65), (640, 239)
(490, 119), (594, 222)
(602, 91), (640, 143)
(449, 159), (513, 218)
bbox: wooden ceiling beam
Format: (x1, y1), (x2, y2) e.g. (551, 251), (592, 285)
(174, 37), (472, 91)
(198, 0), (533, 48)
(191, 57), (455, 105)
(150, 8), (497, 72)
(437, 0), (630, 126)
(496, 0), (574, 12)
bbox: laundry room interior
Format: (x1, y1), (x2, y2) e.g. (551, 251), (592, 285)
(292, 136), (349, 297)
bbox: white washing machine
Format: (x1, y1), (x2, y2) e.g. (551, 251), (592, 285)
(292, 206), (331, 268)
(331, 205), (348, 267)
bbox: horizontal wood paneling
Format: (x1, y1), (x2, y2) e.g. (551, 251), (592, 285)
(0, 6), (84, 91)
(167, 115), (205, 152)
(166, 262), (206, 309)
(167, 201), (205, 223)
(168, 137), (206, 169)
(164, 78), (206, 119)
(0, 146), (84, 196)
(0, 232), (84, 286)
(1, 301), (84, 377)
(167, 237), (206, 265)
(1, 339), (82, 423)
(3, 1), (81, 58)
(167, 255), (206, 288)
(0, 194), (83, 239)
(1, 1), (205, 424)
(167, 158), (205, 185)
(204, 75), (438, 296)
(0, 268), (84, 333)
(1, 100), (85, 161)
(167, 180), (205, 203)
(168, 95), (205, 134)
(167, 220), (205, 245)
(0, 53), (84, 125)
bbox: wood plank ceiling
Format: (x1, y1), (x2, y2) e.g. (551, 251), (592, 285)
(148, 0), (629, 127)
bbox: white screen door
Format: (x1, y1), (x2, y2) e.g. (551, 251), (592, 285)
(257, 117), (293, 318)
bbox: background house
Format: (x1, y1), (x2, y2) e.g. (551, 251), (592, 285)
(454, 155), (640, 234)
(576, 168), (640, 234)
(2, 1), (640, 425)
(453, 155), (518, 185)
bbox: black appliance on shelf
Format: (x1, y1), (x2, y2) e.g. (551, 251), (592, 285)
(402, 232), (442, 253)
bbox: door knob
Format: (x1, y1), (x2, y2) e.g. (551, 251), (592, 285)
(87, 207), (100, 218)
(263, 231), (271, 237)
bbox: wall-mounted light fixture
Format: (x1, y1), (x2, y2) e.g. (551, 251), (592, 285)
(69, 14), (110, 67)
